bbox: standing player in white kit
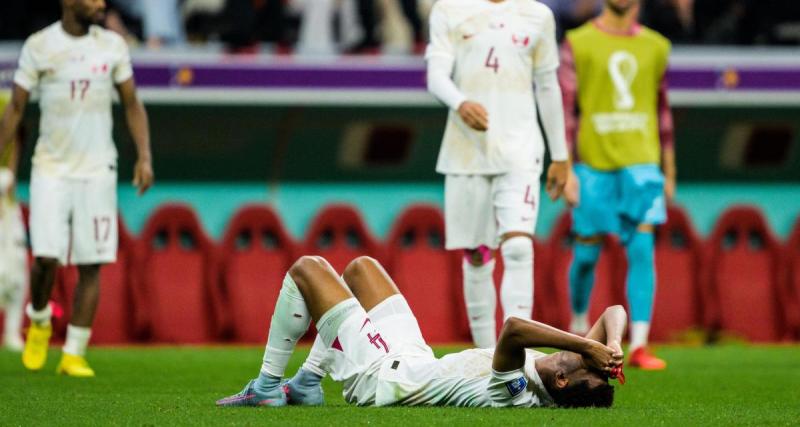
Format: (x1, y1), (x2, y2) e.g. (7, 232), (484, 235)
(0, 0), (154, 376)
(426, 0), (569, 348)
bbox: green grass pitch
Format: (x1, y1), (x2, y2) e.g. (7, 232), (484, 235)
(1, 345), (798, 426)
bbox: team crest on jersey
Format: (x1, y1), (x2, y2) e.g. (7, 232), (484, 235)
(91, 63), (109, 74)
(505, 377), (528, 397)
(512, 34), (530, 48)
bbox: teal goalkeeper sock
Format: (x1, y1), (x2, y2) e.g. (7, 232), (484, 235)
(625, 231), (656, 322)
(569, 241), (601, 314)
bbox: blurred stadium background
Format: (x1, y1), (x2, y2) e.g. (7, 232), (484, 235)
(1, 0), (799, 348)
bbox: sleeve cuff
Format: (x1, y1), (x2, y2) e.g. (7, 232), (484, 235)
(534, 63), (560, 76)
(13, 74), (34, 92)
(114, 70), (134, 85)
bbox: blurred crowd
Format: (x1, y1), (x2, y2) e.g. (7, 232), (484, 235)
(1, 0), (799, 53)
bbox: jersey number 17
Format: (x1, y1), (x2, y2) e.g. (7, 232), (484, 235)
(70, 80), (91, 101)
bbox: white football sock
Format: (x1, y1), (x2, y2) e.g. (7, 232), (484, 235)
(261, 273), (312, 378)
(570, 311), (589, 335)
(301, 335), (329, 378)
(63, 325), (92, 357)
(3, 277), (26, 342)
(500, 237), (534, 321)
(463, 258), (497, 348)
(25, 303), (52, 327)
(629, 321), (651, 351)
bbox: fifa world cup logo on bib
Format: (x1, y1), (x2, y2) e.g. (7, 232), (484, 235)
(608, 51), (639, 110)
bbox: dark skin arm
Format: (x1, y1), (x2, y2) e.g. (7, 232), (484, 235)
(492, 316), (620, 373)
(584, 305), (627, 362)
(115, 78), (153, 195)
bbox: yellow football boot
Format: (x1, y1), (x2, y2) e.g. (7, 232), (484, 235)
(56, 353), (96, 378)
(22, 323), (52, 371)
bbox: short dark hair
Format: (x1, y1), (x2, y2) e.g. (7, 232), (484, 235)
(549, 378), (615, 408)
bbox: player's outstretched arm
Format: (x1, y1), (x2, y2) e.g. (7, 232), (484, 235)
(0, 85), (29, 157)
(584, 305), (627, 359)
(116, 79), (154, 195)
(493, 316), (619, 374)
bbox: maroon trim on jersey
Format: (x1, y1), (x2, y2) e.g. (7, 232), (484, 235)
(658, 76), (675, 150)
(557, 40), (579, 160)
(557, 39), (675, 158)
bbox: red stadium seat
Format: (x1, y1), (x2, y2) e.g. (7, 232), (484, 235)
(547, 212), (627, 331)
(783, 217), (800, 339)
(386, 204), (468, 343)
(219, 204), (296, 343)
(138, 204), (223, 343)
(303, 204), (383, 273)
(650, 206), (705, 342)
(706, 206), (791, 342)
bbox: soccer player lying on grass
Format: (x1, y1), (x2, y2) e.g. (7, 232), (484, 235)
(217, 256), (626, 408)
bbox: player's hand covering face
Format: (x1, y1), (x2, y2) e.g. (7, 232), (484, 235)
(457, 101), (489, 132)
(581, 340), (621, 373)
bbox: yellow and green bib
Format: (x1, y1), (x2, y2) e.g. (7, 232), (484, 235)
(567, 22), (670, 170)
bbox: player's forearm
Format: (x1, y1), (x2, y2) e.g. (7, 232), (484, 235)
(493, 317), (594, 371)
(426, 58), (467, 111)
(600, 306), (627, 346)
(534, 70), (568, 162)
(125, 101), (152, 161)
(662, 146), (676, 180)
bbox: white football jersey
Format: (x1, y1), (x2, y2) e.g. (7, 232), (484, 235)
(14, 22), (133, 178)
(376, 348), (554, 407)
(427, 0), (560, 174)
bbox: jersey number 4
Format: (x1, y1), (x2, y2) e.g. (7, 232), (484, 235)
(485, 47), (500, 74)
(70, 80), (91, 101)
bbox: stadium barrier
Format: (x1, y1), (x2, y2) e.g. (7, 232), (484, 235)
(8, 202), (800, 344)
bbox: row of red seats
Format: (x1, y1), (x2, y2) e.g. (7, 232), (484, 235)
(10, 202), (800, 345)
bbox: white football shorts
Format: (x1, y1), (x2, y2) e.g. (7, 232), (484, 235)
(29, 171), (118, 265)
(326, 295), (433, 406)
(444, 170), (542, 250)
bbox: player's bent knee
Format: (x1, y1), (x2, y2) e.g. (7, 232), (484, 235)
(289, 256), (328, 286)
(342, 256), (379, 284)
(500, 236), (532, 263)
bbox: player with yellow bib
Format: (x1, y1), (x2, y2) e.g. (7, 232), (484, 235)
(559, 0), (676, 370)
